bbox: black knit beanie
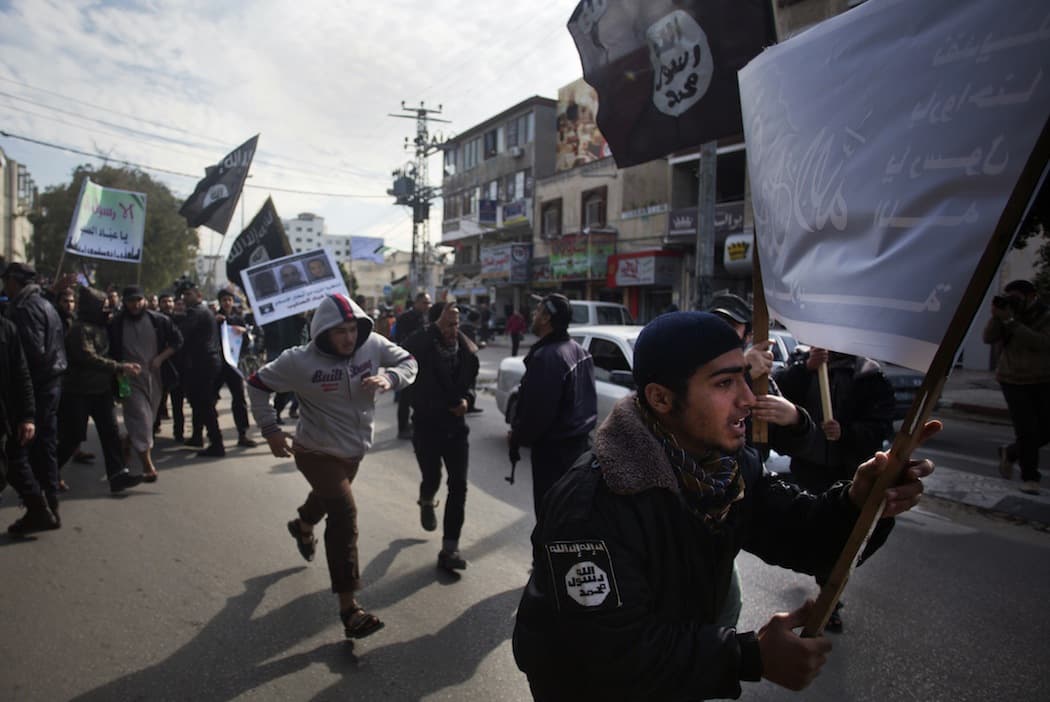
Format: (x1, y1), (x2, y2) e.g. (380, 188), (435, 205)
(633, 311), (743, 392)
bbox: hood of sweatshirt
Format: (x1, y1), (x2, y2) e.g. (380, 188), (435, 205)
(310, 294), (373, 352)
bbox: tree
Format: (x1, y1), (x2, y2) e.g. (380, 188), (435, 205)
(338, 261), (359, 298)
(27, 165), (199, 293)
(1012, 179), (1050, 299)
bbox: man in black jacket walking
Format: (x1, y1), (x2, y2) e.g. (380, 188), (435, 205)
(403, 302), (480, 572)
(508, 294), (596, 519)
(2, 262), (66, 533)
(178, 281), (225, 457)
(214, 289), (256, 448)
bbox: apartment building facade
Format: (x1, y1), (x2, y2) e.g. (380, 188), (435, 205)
(440, 96), (557, 320)
(0, 148), (36, 265)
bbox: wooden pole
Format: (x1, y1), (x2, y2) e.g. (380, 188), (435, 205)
(54, 247), (68, 282)
(750, 233), (770, 444)
(802, 114), (1050, 637)
(817, 362), (833, 425)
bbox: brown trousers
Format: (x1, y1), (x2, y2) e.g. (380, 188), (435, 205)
(294, 444), (363, 593)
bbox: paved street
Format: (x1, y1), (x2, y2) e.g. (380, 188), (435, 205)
(2, 344), (1048, 701)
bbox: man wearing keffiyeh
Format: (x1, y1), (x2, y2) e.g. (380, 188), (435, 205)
(513, 311), (941, 700)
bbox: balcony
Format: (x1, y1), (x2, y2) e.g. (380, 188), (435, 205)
(443, 261), (482, 278)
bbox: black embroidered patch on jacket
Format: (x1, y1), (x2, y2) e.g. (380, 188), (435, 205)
(543, 540), (622, 612)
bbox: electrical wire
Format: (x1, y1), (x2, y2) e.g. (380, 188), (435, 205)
(0, 128), (390, 198)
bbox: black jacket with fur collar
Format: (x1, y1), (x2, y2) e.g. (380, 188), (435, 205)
(514, 395), (873, 701)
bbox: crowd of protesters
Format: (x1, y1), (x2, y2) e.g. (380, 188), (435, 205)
(0, 258), (279, 534)
(9, 253), (1007, 697)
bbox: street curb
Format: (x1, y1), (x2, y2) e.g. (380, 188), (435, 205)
(924, 493), (1050, 532)
(936, 400), (1011, 424)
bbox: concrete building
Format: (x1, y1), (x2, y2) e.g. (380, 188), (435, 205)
(530, 78), (686, 323)
(283, 212), (353, 265)
(440, 95), (558, 321)
(195, 254), (225, 297)
(351, 249), (413, 312)
(0, 148), (36, 265)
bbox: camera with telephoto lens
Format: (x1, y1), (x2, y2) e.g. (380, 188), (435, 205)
(992, 295), (1021, 311)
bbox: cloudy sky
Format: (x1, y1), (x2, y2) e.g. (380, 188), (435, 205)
(0, 0), (585, 256)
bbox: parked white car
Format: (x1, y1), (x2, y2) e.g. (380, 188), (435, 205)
(569, 301), (634, 327)
(495, 325), (643, 425)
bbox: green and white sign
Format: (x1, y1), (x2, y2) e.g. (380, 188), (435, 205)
(65, 179), (147, 262)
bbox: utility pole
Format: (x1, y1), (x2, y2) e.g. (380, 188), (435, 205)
(694, 141), (717, 310)
(388, 101), (450, 296)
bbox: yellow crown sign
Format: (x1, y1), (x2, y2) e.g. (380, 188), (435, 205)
(727, 240), (750, 261)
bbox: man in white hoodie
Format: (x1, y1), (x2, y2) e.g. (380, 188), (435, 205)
(248, 294), (417, 640)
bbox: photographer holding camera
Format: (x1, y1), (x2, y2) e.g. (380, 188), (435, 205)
(982, 279), (1050, 495)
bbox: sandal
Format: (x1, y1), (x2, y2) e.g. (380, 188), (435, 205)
(340, 606), (384, 639)
(286, 519), (317, 562)
(142, 469), (159, 483)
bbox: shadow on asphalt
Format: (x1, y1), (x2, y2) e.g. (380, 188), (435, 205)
(308, 588), (523, 701)
(68, 566), (333, 702)
(46, 434), (280, 504)
(66, 519), (530, 701)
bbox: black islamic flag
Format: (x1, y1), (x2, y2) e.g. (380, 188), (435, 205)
(567, 0), (774, 168)
(179, 135), (259, 234)
(225, 197), (292, 286)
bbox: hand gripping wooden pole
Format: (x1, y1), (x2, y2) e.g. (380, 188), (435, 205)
(802, 114), (1050, 637)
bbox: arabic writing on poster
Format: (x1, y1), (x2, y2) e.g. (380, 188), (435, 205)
(65, 180), (147, 263)
(739, 0), (1050, 371)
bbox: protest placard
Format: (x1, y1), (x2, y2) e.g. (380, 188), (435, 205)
(65, 179), (147, 262)
(239, 248), (348, 326)
(220, 321), (244, 376)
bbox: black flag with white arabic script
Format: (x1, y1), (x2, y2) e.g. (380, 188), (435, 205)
(225, 196), (292, 286)
(567, 0), (774, 168)
(179, 135), (258, 234)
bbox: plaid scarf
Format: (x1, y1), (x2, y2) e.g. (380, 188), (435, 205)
(637, 397), (745, 527)
(435, 331), (459, 375)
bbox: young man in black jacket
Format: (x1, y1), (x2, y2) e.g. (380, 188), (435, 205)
(214, 289), (256, 448)
(2, 262), (66, 534)
(403, 302), (480, 572)
(178, 282), (224, 457)
(508, 294), (597, 519)
(513, 311), (939, 700)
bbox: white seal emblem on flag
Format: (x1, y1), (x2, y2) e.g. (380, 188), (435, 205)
(647, 10), (713, 117)
(204, 183), (230, 208)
